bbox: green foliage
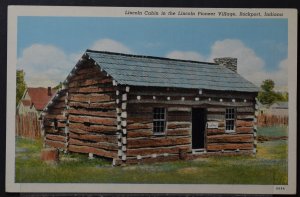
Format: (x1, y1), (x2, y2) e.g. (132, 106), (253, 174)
(54, 82), (63, 90)
(257, 79), (288, 105)
(257, 91), (277, 105)
(16, 70), (27, 106)
(276, 92), (288, 102)
(15, 127), (288, 184)
(260, 79), (274, 92)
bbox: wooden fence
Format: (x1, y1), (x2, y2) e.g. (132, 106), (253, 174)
(257, 114), (288, 127)
(16, 112), (42, 139)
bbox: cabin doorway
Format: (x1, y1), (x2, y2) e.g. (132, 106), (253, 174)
(192, 108), (206, 149)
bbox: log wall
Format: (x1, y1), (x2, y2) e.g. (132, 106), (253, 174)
(43, 62), (118, 158)
(206, 106), (255, 152)
(43, 90), (68, 151)
(123, 86), (257, 164)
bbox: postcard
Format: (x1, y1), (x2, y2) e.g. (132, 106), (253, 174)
(6, 6), (297, 194)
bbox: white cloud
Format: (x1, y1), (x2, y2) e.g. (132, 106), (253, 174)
(17, 44), (74, 87)
(166, 51), (206, 61)
(270, 58), (288, 91)
(17, 39), (133, 87)
(208, 39), (288, 89)
(18, 39), (287, 91)
(90, 38), (132, 54)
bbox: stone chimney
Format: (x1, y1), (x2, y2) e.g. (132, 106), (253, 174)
(214, 57), (237, 73)
(48, 87), (52, 96)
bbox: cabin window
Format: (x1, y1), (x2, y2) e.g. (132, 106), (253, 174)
(153, 107), (166, 134)
(225, 108), (236, 133)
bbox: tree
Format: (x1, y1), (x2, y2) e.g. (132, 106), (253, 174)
(260, 79), (274, 92)
(54, 82), (63, 90)
(257, 79), (288, 105)
(16, 70), (27, 106)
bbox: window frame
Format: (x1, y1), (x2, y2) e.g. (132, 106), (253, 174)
(152, 107), (167, 135)
(225, 108), (236, 133)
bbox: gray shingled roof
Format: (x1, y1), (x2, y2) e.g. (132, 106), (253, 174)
(85, 50), (259, 92)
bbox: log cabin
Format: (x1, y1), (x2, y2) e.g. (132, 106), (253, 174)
(41, 49), (259, 165)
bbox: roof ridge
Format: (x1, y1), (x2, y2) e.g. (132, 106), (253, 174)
(86, 49), (218, 65)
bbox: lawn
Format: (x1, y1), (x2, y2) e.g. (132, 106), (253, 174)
(15, 126), (288, 184)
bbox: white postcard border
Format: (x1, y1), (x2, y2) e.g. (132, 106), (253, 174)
(6, 6), (297, 194)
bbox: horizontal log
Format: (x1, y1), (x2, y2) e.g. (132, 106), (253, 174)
(237, 107), (255, 113)
(237, 114), (255, 120)
(207, 114), (224, 121)
(68, 86), (115, 94)
(69, 94), (113, 103)
(167, 115), (190, 122)
(68, 108), (116, 118)
(127, 116), (152, 124)
(44, 121), (66, 128)
(207, 143), (253, 151)
(127, 123), (152, 130)
(127, 105), (153, 113)
(68, 78), (112, 88)
(127, 130), (152, 138)
(69, 123), (117, 133)
(168, 107), (191, 112)
(70, 72), (102, 82)
(69, 101), (116, 109)
(127, 145), (190, 156)
(75, 66), (99, 75)
(127, 137), (191, 148)
(167, 122), (191, 129)
(72, 68), (101, 78)
(129, 90), (195, 97)
(166, 129), (191, 136)
(68, 145), (117, 158)
(207, 108), (225, 113)
(44, 114), (66, 121)
(69, 132), (118, 143)
(168, 111), (191, 116)
(69, 115), (116, 126)
(46, 134), (66, 142)
(130, 88), (256, 100)
(45, 139), (65, 149)
(204, 91), (256, 100)
(207, 134), (253, 143)
(69, 138), (118, 151)
(44, 127), (59, 134)
(128, 95), (253, 103)
(236, 127), (253, 134)
(236, 120), (253, 127)
(206, 128), (225, 135)
(127, 99), (254, 107)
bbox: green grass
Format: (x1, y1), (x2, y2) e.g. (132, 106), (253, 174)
(15, 126), (288, 184)
(257, 126), (288, 137)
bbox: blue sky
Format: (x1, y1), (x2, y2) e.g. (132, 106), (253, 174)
(17, 16), (288, 90)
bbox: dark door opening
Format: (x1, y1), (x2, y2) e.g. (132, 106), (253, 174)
(192, 108), (206, 149)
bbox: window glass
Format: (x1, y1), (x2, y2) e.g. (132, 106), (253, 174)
(153, 107), (166, 134)
(225, 108), (235, 132)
